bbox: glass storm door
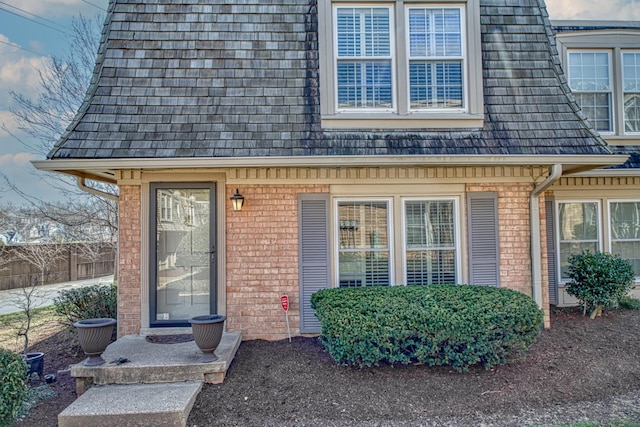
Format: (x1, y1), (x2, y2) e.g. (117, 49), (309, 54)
(150, 183), (216, 327)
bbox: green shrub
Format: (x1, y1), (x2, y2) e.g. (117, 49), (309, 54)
(566, 251), (635, 319)
(53, 284), (117, 328)
(0, 348), (27, 427)
(619, 295), (640, 311)
(311, 285), (543, 372)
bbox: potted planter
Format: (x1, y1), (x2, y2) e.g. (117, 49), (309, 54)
(189, 314), (226, 363)
(24, 352), (44, 378)
(74, 318), (117, 366)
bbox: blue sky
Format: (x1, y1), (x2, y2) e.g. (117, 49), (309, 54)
(0, 0), (639, 204)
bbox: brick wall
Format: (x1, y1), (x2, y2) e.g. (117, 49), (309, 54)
(225, 184), (328, 340)
(118, 185), (142, 337)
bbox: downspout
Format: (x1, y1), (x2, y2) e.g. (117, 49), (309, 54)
(77, 177), (119, 201)
(530, 164), (562, 308)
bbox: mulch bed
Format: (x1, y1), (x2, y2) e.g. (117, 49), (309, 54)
(15, 308), (640, 427)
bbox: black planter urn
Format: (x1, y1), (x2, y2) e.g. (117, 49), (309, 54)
(24, 352), (44, 378)
(189, 315), (226, 363)
(74, 318), (117, 366)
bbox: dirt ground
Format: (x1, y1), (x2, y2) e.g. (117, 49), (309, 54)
(11, 308), (640, 426)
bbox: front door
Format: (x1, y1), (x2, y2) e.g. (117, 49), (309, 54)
(150, 183), (216, 327)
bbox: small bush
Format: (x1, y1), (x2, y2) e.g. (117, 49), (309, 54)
(53, 284), (117, 328)
(566, 251), (635, 319)
(311, 285), (543, 371)
(619, 296), (640, 311)
(0, 348), (27, 427)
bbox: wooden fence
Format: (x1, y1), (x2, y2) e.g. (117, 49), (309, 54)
(0, 243), (116, 291)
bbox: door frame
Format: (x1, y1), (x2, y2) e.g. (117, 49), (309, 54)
(149, 182), (217, 327)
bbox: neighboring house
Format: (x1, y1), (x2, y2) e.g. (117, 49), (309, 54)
(550, 20), (640, 306)
(34, 0), (637, 341)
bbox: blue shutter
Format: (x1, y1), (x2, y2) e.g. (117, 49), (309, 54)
(467, 192), (500, 286)
(298, 194), (330, 333)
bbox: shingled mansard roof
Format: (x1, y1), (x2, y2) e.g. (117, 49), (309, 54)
(47, 0), (616, 160)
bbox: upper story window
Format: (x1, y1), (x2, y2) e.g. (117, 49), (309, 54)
(319, 1), (483, 129)
(407, 7), (464, 110)
(336, 7), (394, 110)
(568, 51), (612, 133)
(623, 52), (640, 133)
(556, 28), (640, 141)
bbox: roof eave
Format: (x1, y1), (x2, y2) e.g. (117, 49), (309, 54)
(32, 154), (630, 182)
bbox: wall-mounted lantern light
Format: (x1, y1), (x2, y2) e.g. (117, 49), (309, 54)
(230, 188), (245, 212)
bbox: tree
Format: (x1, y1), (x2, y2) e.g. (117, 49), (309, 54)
(8, 243), (65, 354)
(3, 13), (119, 275)
(8, 14), (103, 155)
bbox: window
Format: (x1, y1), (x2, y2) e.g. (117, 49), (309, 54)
(404, 199), (457, 285)
(609, 201), (640, 277)
(568, 52), (612, 133)
(334, 197), (460, 287)
(557, 201), (600, 280)
(160, 192), (173, 221)
(320, 1), (483, 127)
(623, 52), (640, 133)
(407, 7), (464, 109)
(336, 200), (391, 287)
(336, 7), (393, 109)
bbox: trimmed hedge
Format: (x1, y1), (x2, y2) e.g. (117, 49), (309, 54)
(311, 285), (543, 371)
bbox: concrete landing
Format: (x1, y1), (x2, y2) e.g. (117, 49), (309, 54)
(71, 331), (241, 389)
(58, 381), (202, 427)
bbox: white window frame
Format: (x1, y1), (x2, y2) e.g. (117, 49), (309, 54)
(333, 5), (396, 113)
(318, 0), (483, 129)
(404, 5), (467, 113)
(608, 199), (640, 280)
(333, 198), (395, 287)
(160, 192), (173, 222)
(555, 200), (603, 283)
(622, 51), (640, 135)
(401, 197), (461, 285)
(567, 50), (614, 135)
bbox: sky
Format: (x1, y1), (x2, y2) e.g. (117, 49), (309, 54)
(0, 0), (639, 204)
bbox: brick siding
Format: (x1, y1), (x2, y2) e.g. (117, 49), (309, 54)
(117, 185), (142, 337)
(226, 184), (328, 340)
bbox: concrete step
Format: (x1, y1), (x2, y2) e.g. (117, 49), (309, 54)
(71, 331), (241, 390)
(58, 381), (202, 427)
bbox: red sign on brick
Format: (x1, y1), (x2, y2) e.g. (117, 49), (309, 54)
(280, 295), (289, 312)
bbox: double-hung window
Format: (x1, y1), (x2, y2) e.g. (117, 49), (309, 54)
(160, 192), (173, 222)
(568, 51), (613, 133)
(557, 201), (601, 280)
(336, 7), (394, 110)
(407, 7), (464, 110)
(609, 201), (640, 278)
(403, 199), (457, 285)
(623, 52), (640, 133)
(321, 1), (482, 127)
(337, 200), (392, 287)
